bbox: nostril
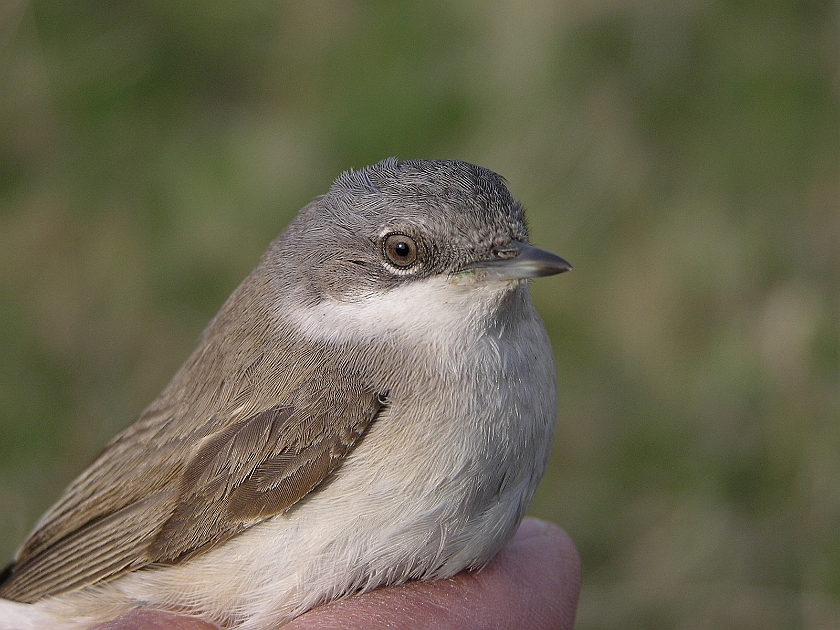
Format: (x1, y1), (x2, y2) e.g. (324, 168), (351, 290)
(492, 246), (520, 260)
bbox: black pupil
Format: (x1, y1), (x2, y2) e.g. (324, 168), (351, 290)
(394, 241), (410, 257)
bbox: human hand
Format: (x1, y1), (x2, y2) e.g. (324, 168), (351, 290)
(94, 517), (581, 630)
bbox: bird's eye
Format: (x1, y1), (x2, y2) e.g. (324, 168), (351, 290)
(383, 233), (418, 268)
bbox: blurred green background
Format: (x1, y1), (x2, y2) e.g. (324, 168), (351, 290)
(1, 1), (838, 628)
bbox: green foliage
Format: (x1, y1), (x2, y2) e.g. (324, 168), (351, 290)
(1, 1), (838, 627)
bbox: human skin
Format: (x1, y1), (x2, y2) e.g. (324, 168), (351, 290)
(93, 518), (581, 630)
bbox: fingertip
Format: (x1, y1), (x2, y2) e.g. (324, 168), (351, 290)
(91, 609), (219, 630)
(512, 517), (581, 573)
(499, 517), (582, 629)
(513, 516), (551, 541)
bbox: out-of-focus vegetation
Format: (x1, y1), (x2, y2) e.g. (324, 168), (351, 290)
(1, 1), (837, 627)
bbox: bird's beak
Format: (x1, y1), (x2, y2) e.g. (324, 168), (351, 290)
(463, 241), (572, 280)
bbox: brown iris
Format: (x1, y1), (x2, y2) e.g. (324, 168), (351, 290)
(383, 234), (418, 268)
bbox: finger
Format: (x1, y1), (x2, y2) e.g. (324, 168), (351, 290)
(90, 609), (218, 630)
(287, 517), (581, 630)
(92, 518), (581, 630)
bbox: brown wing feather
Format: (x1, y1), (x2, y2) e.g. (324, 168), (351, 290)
(0, 380), (383, 603)
(11, 410), (186, 566)
(0, 491), (176, 602)
(149, 389), (381, 562)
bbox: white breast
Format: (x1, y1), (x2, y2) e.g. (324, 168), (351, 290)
(38, 276), (557, 630)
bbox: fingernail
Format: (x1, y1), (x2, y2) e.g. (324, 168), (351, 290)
(514, 517), (549, 541)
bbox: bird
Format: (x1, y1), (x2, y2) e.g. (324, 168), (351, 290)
(0, 158), (571, 629)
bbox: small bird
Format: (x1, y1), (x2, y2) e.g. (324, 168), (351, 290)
(0, 158), (571, 629)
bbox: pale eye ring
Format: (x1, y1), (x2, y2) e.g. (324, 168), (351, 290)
(383, 233), (418, 268)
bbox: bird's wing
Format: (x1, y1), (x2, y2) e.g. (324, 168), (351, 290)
(0, 376), (384, 603)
